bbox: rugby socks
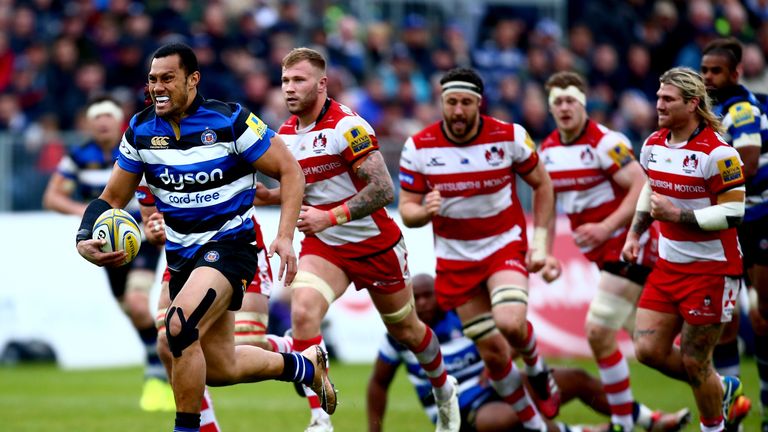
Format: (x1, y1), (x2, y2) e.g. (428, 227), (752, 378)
(520, 321), (545, 375)
(756, 333), (768, 421)
(266, 334), (294, 353)
(174, 412), (200, 432)
(489, 359), (544, 430)
(713, 340), (741, 377)
(411, 328), (452, 401)
(598, 350), (634, 430)
(234, 313), (268, 346)
(293, 336), (329, 421)
(277, 352), (316, 387)
(699, 415), (724, 432)
(200, 388), (220, 432)
(139, 325), (166, 380)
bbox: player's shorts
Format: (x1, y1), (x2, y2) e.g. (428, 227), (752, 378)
(588, 222), (659, 272)
(163, 245), (273, 297)
(738, 217), (768, 268)
(435, 241), (528, 311)
(168, 240), (259, 311)
(602, 261), (652, 286)
(638, 268), (741, 325)
(461, 386), (501, 432)
(105, 241), (161, 299)
(299, 236), (409, 294)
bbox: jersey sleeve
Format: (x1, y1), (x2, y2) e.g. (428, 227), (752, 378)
(56, 153), (77, 180)
(704, 145), (746, 194)
(377, 335), (403, 366)
(231, 104), (275, 163)
(117, 125), (144, 174)
(399, 137), (429, 193)
(726, 102), (762, 148)
(638, 137), (652, 172)
(510, 124), (539, 175)
(596, 132), (636, 176)
(335, 114), (379, 164)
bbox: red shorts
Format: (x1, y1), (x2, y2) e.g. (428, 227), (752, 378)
(300, 236), (408, 294)
(161, 245), (273, 297)
(435, 242), (528, 311)
(638, 268), (740, 325)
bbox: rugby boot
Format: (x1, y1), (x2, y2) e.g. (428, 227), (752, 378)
(301, 345), (337, 415)
(528, 368), (561, 418)
(434, 375), (460, 432)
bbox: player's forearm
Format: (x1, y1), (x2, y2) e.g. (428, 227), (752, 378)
(531, 180), (555, 232)
(43, 192), (87, 216)
(604, 181), (643, 232)
(399, 201), (432, 228)
(629, 211), (653, 236)
(254, 187), (282, 206)
(276, 169), (304, 239)
(348, 154), (395, 220)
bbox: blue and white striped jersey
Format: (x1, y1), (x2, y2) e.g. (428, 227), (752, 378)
(57, 140), (141, 217)
(377, 311), (491, 423)
(712, 84), (768, 221)
(117, 94), (274, 270)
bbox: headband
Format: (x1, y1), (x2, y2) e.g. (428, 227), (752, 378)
(86, 100), (124, 122)
(547, 85), (586, 107)
(441, 80), (482, 99)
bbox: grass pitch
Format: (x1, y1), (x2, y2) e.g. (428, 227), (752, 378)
(0, 358), (761, 431)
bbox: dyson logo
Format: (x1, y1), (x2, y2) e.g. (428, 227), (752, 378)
(158, 167), (224, 191)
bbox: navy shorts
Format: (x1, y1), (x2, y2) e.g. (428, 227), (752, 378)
(105, 241), (161, 299)
(168, 240), (259, 311)
(738, 218), (768, 269)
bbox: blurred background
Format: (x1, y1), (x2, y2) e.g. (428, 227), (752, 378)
(1, 0), (767, 211)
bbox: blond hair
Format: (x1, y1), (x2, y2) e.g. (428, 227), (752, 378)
(281, 47), (326, 73)
(659, 67), (723, 133)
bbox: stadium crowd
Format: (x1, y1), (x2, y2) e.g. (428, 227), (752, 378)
(3, 0), (768, 210)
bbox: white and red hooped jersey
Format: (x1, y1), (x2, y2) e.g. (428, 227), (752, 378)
(278, 99), (401, 258)
(399, 116), (538, 263)
(539, 120), (636, 262)
(640, 126), (745, 275)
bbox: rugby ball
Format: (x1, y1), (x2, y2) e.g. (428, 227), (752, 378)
(92, 208), (142, 265)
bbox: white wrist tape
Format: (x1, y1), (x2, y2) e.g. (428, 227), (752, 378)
(636, 182), (652, 212)
(531, 226), (548, 262)
(693, 201), (744, 231)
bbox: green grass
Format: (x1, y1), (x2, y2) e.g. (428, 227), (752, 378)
(0, 358), (762, 431)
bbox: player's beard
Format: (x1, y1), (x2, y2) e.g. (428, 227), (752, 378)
(447, 114), (477, 140)
(287, 86), (318, 116)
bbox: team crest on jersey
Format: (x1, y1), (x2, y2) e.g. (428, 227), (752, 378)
(204, 250), (220, 263)
(344, 126), (373, 155)
(201, 128), (217, 145)
(485, 145), (505, 166)
(682, 154), (699, 173)
(313, 133), (327, 154)
(580, 147), (594, 163)
(718, 156), (743, 185)
(151, 136), (169, 149)
(608, 143), (634, 167)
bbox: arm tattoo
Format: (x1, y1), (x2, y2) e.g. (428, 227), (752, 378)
(679, 208), (697, 225)
(634, 328), (656, 338)
(630, 211), (653, 235)
(347, 151), (395, 220)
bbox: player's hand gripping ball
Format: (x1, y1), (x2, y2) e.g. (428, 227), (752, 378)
(92, 209), (142, 265)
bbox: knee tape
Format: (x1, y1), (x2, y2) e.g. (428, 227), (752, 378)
(462, 312), (499, 341)
(587, 290), (636, 330)
(166, 288), (216, 358)
(290, 270), (335, 305)
(490, 285), (528, 307)
(155, 308), (168, 332)
(234, 311), (269, 346)
(381, 298), (415, 324)
(125, 270), (155, 295)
